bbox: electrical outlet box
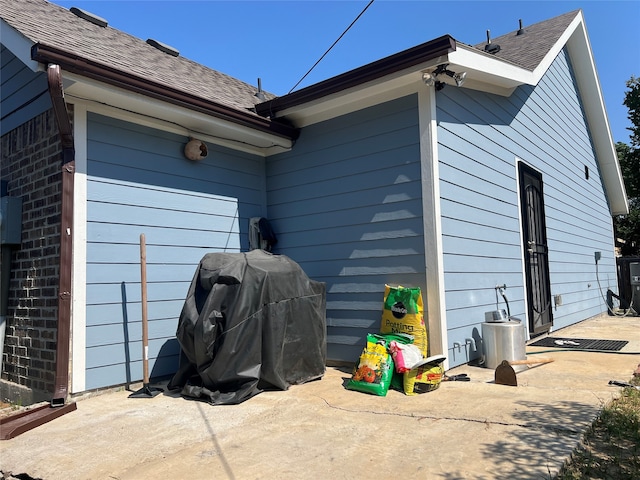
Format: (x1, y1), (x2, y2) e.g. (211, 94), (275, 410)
(554, 294), (563, 307)
(1, 196), (23, 245)
(594, 251), (601, 263)
(631, 263), (640, 286)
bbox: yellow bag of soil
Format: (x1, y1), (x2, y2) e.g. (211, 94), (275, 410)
(403, 355), (446, 395)
(380, 285), (427, 357)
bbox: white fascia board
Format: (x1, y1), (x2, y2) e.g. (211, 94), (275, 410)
(0, 19), (39, 71)
(447, 46), (535, 89)
(448, 13), (583, 91)
(531, 12), (583, 79)
(565, 18), (628, 215)
(276, 47), (533, 127)
(274, 55), (450, 127)
(274, 46), (534, 125)
(61, 72), (292, 157)
(436, 12), (627, 215)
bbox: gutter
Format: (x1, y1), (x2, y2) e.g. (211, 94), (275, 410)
(30, 43), (299, 142)
(0, 64), (77, 440)
(256, 35), (456, 117)
(48, 64), (75, 407)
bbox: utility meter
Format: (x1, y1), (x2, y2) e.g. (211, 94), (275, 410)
(0, 196), (22, 246)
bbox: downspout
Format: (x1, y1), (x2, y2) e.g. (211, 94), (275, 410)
(0, 64), (77, 440)
(48, 63), (75, 407)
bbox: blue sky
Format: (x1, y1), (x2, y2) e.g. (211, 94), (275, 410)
(52, 0), (639, 144)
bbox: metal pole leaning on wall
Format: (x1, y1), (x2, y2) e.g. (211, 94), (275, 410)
(129, 233), (163, 398)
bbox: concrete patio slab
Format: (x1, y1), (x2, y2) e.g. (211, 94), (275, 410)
(1, 314), (639, 479)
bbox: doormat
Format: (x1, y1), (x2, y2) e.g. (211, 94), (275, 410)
(529, 337), (628, 351)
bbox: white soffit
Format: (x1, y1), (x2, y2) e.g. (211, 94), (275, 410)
(273, 56), (450, 128)
(62, 72), (293, 157)
(448, 12), (583, 93)
(1, 18), (292, 156)
(446, 46), (534, 94)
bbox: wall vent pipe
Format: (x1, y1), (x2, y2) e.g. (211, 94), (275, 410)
(484, 30), (501, 54)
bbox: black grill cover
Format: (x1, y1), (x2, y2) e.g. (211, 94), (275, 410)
(168, 250), (326, 404)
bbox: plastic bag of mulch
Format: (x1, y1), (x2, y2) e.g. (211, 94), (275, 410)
(402, 355), (446, 395)
(389, 341), (424, 373)
(380, 285), (428, 357)
(347, 334), (396, 396)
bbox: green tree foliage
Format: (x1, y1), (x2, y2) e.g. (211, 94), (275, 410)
(614, 77), (640, 256)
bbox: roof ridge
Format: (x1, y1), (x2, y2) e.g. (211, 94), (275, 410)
(473, 9), (581, 47)
(470, 9), (581, 71)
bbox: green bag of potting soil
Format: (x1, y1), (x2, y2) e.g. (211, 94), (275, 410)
(346, 334), (395, 396)
(380, 285), (428, 357)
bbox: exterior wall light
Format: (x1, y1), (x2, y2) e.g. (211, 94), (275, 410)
(422, 72), (436, 86)
(423, 64), (467, 89)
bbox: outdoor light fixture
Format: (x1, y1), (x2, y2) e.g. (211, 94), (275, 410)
(423, 64), (467, 89)
(422, 72), (436, 86)
(452, 71), (467, 87)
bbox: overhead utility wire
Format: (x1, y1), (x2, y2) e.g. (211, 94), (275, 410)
(287, 0), (375, 94)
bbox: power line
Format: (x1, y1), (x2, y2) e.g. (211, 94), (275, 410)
(287, 0), (375, 94)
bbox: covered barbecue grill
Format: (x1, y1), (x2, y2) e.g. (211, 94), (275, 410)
(168, 250), (326, 404)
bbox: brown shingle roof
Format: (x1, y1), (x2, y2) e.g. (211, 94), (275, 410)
(2, 2), (582, 125)
(257, 10), (583, 117)
(0, 0), (271, 114)
(471, 10), (580, 71)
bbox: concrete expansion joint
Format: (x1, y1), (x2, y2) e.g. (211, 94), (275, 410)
(315, 396), (582, 436)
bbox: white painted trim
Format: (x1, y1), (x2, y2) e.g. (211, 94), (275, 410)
(0, 19), (39, 72)
(566, 17), (628, 215)
(514, 158), (531, 340)
(448, 46), (535, 87)
(273, 11), (625, 216)
(274, 57), (449, 127)
(71, 102), (88, 394)
(533, 13), (583, 80)
(446, 13), (583, 92)
(418, 81), (449, 370)
(61, 73), (292, 157)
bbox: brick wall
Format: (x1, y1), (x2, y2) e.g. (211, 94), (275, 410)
(1, 108), (65, 397)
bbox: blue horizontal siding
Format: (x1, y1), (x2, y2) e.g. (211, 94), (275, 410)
(86, 281), (189, 305)
(84, 112), (265, 389)
(85, 338), (180, 390)
(0, 46), (51, 134)
(438, 48), (616, 365)
(267, 94), (424, 363)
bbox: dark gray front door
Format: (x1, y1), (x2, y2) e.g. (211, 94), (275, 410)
(519, 163), (553, 334)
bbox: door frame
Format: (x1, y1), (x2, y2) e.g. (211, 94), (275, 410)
(517, 160), (553, 335)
